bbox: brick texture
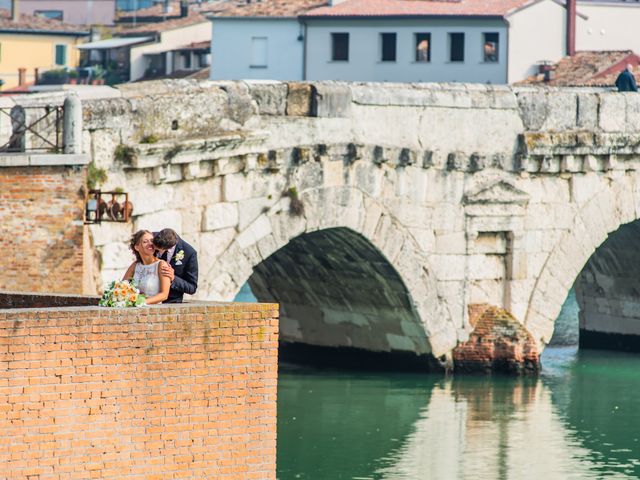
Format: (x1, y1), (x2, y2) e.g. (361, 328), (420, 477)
(453, 303), (540, 374)
(0, 302), (278, 479)
(0, 166), (85, 294)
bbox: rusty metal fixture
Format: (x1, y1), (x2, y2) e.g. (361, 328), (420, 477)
(85, 190), (133, 224)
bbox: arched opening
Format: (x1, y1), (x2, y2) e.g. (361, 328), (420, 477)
(237, 227), (439, 370)
(546, 219), (640, 351)
(573, 221), (640, 352)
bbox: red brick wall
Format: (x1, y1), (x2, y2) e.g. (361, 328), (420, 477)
(453, 304), (540, 374)
(0, 166), (86, 294)
(0, 302), (278, 479)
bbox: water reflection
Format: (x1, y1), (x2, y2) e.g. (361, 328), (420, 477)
(278, 348), (640, 480)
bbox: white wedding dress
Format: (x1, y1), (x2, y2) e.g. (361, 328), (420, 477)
(133, 261), (161, 297)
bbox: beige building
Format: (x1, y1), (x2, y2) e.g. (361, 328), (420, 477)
(0, 10), (89, 89)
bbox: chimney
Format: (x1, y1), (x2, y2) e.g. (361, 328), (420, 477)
(18, 68), (26, 86)
(11, 0), (19, 22)
(566, 0), (576, 56)
(180, 0), (189, 17)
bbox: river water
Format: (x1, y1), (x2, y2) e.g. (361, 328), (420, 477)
(277, 347), (640, 479)
(235, 285), (640, 479)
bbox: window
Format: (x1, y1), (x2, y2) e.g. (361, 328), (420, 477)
(35, 10), (63, 21)
(380, 33), (396, 62)
(483, 32), (499, 62)
(250, 37), (268, 68)
(415, 33), (431, 62)
(449, 32), (465, 62)
(181, 52), (191, 69)
(55, 44), (67, 66)
(331, 33), (349, 61)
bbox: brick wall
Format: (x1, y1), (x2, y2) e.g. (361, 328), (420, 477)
(0, 166), (86, 295)
(0, 302), (278, 479)
(453, 304), (540, 374)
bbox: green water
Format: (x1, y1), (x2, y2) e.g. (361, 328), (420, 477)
(277, 347), (640, 479)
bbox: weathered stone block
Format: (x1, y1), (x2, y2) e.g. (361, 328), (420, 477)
(312, 82), (352, 118)
(286, 83), (313, 116)
(599, 94), (628, 132)
(246, 81), (287, 116)
(202, 202), (239, 231)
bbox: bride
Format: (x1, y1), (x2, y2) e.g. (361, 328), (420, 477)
(122, 230), (170, 304)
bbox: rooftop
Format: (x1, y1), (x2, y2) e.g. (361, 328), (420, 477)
(0, 9), (89, 34)
(302, 0), (537, 18)
(116, 12), (209, 35)
(213, 0), (329, 17)
(117, 0), (227, 19)
(518, 50), (640, 86)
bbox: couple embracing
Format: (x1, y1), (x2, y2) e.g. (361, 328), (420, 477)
(123, 228), (198, 305)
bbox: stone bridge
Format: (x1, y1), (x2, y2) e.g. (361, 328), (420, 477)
(78, 80), (640, 368)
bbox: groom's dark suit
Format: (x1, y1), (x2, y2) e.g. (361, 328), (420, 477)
(160, 236), (198, 303)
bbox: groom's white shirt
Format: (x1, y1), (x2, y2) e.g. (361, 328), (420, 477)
(157, 245), (176, 263)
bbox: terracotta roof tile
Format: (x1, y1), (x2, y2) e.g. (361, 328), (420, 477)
(118, 0), (227, 19)
(302, 0), (535, 18)
(518, 50), (640, 86)
(0, 9), (89, 34)
(116, 12), (209, 35)
(213, 0), (329, 17)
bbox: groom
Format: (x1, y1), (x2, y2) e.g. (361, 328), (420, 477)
(153, 228), (198, 303)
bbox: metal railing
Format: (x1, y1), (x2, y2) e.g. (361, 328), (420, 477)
(0, 105), (64, 153)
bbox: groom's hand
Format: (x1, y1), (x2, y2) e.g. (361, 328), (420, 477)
(160, 262), (175, 282)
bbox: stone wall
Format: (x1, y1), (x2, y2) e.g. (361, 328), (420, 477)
(75, 80), (640, 362)
(0, 164), (86, 295)
(0, 301), (278, 479)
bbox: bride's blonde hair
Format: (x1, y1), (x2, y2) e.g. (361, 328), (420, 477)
(130, 229), (152, 262)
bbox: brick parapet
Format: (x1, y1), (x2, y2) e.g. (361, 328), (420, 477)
(0, 302), (279, 479)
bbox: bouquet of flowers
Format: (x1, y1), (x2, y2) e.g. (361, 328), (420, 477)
(99, 280), (146, 307)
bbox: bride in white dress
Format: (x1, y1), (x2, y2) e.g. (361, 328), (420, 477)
(122, 230), (170, 304)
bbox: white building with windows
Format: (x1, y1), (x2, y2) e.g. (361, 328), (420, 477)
(209, 0), (640, 84)
(210, 0), (326, 81)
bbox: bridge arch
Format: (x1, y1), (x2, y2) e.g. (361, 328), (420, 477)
(525, 176), (639, 347)
(200, 185), (456, 360)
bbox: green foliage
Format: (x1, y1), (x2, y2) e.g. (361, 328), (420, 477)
(284, 186), (304, 217)
(140, 134), (159, 144)
(114, 144), (136, 164)
(38, 68), (69, 85)
(87, 161), (108, 190)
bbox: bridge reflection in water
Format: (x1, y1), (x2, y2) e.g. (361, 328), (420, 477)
(277, 347), (640, 480)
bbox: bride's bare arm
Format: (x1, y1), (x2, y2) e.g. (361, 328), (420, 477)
(123, 262), (136, 281)
(145, 261), (171, 305)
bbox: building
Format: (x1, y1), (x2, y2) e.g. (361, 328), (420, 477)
(78, 3), (211, 83)
(208, 0), (640, 84)
(20, 0), (117, 25)
(0, 8), (89, 89)
(209, 0), (579, 83)
(576, 0), (640, 55)
(518, 50), (640, 87)
(303, 0), (566, 84)
(210, 0), (327, 81)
